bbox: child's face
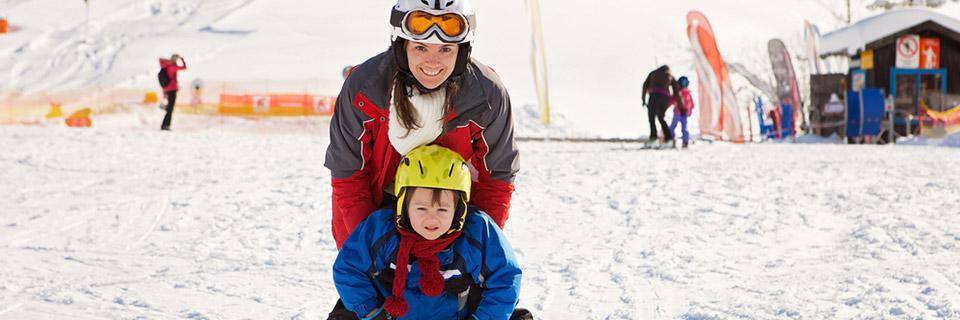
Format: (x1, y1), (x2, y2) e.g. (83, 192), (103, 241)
(407, 188), (456, 240)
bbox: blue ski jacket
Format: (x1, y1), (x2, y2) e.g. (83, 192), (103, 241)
(333, 208), (521, 320)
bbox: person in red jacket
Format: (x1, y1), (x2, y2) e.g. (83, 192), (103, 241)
(669, 76), (695, 148)
(324, 0), (518, 253)
(159, 54), (186, 131)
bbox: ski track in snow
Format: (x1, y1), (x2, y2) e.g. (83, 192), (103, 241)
(0, 0), (258, 93)
(1, 119), (960, 319)
(513, 142), (960, 319)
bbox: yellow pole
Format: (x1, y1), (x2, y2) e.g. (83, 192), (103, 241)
(528, 0), (551, 126)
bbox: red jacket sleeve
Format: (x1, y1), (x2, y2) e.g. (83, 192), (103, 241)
(325, 82), (376, 246)
(331, 173), (377, 238)
(469, 71), (519, 228)
(471, 179), (514, 228)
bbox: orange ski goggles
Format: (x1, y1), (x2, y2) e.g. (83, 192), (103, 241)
(392, 9), (473, 43)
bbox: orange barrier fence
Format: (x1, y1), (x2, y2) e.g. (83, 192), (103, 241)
(0, 19), (8, 34)
(1, 88), (148, 124)
(1, 79), (340, 124)
(217, 93), (335, 116)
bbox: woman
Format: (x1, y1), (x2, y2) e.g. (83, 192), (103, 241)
(641, 65), (683, 145)
(159, 54), (186, 131)
(324, 0), (519, 250)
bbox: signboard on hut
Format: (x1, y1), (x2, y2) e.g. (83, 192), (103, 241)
(920, 37), (940, 69)
(896, 35), (920, 68)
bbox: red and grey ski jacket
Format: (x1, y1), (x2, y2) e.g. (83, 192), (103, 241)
(324, 49), (519, 249)
(159, 58), (187, 92)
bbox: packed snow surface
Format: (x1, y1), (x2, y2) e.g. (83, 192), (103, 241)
(2, 118), (960, 319)
(4, 1), (960, 319)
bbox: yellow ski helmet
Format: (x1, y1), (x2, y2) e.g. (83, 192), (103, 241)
(395, 145), (472, 234)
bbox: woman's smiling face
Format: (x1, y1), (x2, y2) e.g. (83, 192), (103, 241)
(405, 41), (459, 89)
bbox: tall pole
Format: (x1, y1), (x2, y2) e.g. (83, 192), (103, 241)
(527, 0), (550, 126)
(84, 0), (90, 43)
(846, 0), (851, 24)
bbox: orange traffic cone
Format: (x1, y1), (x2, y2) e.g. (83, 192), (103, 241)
(65, 108), (92, 128)
(144, 92), (159, 104)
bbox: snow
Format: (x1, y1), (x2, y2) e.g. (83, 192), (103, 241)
(893, 130), (960, 148)
(3, 123), (960, 319)
(820, 8), (960, 56)
(4, 0), (960, 319)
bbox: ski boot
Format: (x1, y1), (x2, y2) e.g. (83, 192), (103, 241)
(664, 139), (676, 149)
(511, 308), (534, 320)
(327, 300), (362, 320)
(643, 138), (658, 149)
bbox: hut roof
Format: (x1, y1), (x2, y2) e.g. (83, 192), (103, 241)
(820, 8), (960, 56)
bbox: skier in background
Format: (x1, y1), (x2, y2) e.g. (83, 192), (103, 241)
(158, 54), (186, 131)
(642, 65), (684, 147)
(669, 76), (695, 149)
(189, 79), (203, 107)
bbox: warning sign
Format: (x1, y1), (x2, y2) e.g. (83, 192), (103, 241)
(896, 35), (920, 68)
(920, 37), (940, 69)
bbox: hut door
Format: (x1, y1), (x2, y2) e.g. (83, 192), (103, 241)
(893, 73), (917, 115)
(890, 69), (947, 116)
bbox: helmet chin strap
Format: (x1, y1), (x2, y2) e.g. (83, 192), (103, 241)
(392, 39), (472, 95)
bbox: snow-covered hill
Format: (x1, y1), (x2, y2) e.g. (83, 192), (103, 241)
(4, 0), (960, 137)
(3, 2), (960, 319)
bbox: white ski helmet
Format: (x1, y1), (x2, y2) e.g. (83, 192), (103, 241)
(390, 0), (476, 45)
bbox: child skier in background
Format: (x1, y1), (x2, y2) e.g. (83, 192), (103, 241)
(332, 145), (529, 320)
(670, 76), (695, 149)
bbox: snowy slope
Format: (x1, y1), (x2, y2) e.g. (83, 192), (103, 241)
(5, 0), (960, 137)
(3, 2), (960, 318)
(2, 124), (960, 319)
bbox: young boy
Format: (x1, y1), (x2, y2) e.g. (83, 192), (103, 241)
(332, 145), (524, 320)
(670, 76), (696, 149)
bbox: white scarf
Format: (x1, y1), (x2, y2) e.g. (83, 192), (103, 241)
(389, 88), (447, 155)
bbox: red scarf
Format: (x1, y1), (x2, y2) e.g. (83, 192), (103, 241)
(383, 228), (461, 318)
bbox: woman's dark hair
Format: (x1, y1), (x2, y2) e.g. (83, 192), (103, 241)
(392, 72), (460, 136)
